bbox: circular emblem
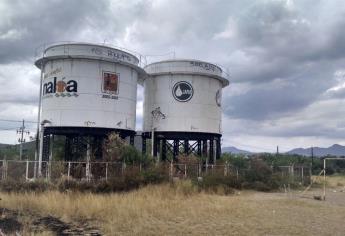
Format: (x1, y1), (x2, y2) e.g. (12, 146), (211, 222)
(216, 89), (222, 107)
(172, 81), (194, 102)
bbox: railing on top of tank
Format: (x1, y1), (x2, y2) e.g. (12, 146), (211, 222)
(0, 160), (310, 184)
(144, 59), (231, 82)
(34, 41), (148, 68)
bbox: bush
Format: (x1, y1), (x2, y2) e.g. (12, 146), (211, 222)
(0, 179), (53, 193)
(244, 158), (273, 183)
(241, 181), (271, 192)
(193, 174), (239, 195)
(141, 166), (168, 184)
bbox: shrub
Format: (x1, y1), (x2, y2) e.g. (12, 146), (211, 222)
(141, 166), (168, 184)
(241, 181), (271, 192)
(193, 174), (239, 195)
(0, 179), (53, 193)
(244, 158), (273, 183)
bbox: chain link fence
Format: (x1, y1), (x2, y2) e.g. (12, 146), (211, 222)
(0, 160), (311, 184)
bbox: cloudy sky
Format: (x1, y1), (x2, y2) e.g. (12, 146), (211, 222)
(0, 0), (345, 152)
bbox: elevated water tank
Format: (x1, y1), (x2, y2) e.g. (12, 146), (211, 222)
(143, 59), (229, 134)
(142, 59), (229, 162)
(35, 43), (145, 132)
(34, 43), (146, 161)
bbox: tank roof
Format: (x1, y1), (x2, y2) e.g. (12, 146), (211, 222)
(34, 42), (146, 82)
(144, 59), (229, 87)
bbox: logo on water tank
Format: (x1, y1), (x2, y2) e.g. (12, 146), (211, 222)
(172, 81), (194, 102)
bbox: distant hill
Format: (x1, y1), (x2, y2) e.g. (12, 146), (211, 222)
(222, 146), (252, 155)
(0, 143), (11, 149)
(287, 144), (345, 157)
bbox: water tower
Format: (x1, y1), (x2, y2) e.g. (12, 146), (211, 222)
(34, 43), (145, 164)
(141, 59), (229, 163)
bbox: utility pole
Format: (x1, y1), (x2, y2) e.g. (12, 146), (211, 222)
(276, 146), (279, 155)
(17, 119), (30, 160)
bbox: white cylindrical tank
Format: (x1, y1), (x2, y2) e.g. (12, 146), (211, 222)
(143, 59), (229, 134)
(35, 43), (145, 131)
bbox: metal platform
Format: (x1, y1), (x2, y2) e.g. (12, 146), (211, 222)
(142, 131), (221, 164)
(41, 127), (135, 161)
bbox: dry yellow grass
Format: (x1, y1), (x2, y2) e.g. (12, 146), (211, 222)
(1, 180), (345, 235)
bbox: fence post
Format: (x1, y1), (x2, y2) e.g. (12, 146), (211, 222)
(301, 166), (304, 184)
(122, 162), (126, 176)
(236, 168), (239, 180)
(87, 163), (91, 182)
(25, 160), (29, 181)
(1, 160), (5, 181)
(224, 161), (228, 177)
(67, 162), (71, 180)
(45, 162), (49, 181)
(4, 160), (8, 180)
(184, 164), (187, 178)
(48, 161), (51, 181)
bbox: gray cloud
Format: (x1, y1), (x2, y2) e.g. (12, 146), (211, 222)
(1, 0), (345, 149)
(0, 0), (110, 63)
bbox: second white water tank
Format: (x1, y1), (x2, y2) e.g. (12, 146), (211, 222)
(143, 59), (229, 134)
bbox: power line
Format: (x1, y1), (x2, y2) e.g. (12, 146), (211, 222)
(0, 127), (18, 131)
(0, 118), (37, 123)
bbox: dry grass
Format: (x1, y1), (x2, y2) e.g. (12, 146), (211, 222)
(1, 179), (345, 235)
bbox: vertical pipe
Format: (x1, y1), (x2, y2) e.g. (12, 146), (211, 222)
(38, 126), (44, 177)
(35, 60), (44, 178)
(151, 128), (154, 157)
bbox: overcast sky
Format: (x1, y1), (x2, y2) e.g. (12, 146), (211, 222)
(0, 0), (345, 152)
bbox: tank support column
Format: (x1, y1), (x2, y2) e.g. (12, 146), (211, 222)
(173, 139), (179, 161)
(142, 137), (146, 156)
(202, 140), (207, 157)
(184, 140), (189, 155)
(209, 139), (214, 164)
(153, 136), (158, 158)
(216, 138), (221, 160)
(197, 140), (202, 156)
(130, 135), (134, 146)
(161, 139), (167, 161)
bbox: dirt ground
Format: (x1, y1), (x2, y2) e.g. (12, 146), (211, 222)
(0, 176), (344, 235)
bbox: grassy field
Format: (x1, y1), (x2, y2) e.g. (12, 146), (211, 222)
(0, 177), (345, 235)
